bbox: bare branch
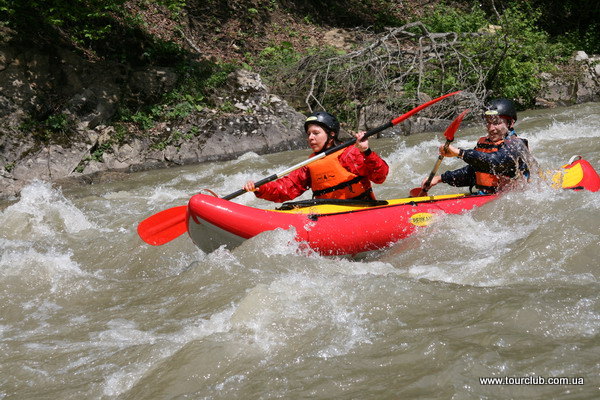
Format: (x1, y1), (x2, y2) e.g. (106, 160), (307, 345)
(269, 21), (504, 128)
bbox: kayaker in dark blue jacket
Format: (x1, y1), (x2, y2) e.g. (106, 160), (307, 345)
(423, 99), (537, 194)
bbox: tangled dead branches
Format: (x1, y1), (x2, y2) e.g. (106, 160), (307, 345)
(274, 22), (507, 130)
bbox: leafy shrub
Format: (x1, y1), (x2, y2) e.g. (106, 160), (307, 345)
(0, 0), (186, 42)
(423, 3), (488, 33)
(422, 3), (565, 106)
(487, 5), (564, 105)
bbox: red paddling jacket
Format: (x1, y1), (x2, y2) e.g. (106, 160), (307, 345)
(254, 146), (389, 203)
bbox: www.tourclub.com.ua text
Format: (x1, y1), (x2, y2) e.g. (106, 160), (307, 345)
(479, 376), (584, 385)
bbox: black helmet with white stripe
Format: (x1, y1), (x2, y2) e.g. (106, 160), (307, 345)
(304, 112), (340, 136)
(483, 98), (517, 122)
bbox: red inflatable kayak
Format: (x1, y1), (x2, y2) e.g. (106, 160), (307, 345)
(137, 156), (598, 254)
(187, 193), (497, 256)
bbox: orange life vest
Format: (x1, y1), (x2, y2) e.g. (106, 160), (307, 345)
(307, 149), (373, 199)
(474, 137), (511, 192)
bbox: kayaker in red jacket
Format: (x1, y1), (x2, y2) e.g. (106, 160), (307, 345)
(423, 98), (536, 194)
(243, 112), (389, 202)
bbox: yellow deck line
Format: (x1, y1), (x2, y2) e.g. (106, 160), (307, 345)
(271, 193), (468, 214)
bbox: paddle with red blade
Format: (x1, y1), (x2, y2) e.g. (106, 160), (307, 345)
(137, 91), (462, 246)
(409, 108), (470, 197)
(136, 206), (187, 246)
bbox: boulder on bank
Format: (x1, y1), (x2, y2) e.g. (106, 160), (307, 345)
(1, 26), (600, 200)
(0, 55), (307, 199)
(536, 51), (600, 107)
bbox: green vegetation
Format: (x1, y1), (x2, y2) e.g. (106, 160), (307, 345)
(419, 3), (567, 107)
(3, 162), (15, 173)
(423, 3), (489, 33)
(1, 0), (597, 142)
(254, 0), (585, 124)
(516, 0), (600, 55)
(0, 0), (185, 43)
(117, 61), (236, 133)
(19, 113), (75, 144)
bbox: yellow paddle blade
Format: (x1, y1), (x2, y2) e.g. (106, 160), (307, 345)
(548, 165), (583, 189)
(546, 156), (600, 191)
(560, 163), (584, 189)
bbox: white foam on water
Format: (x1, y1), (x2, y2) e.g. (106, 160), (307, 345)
(407, 256), (507, 287)
(395, 179), (599, 288)
(21, 300), (62, 321)
(0, 181), (96, 239)
(235, 227), (312, 258)
(386, 137), (475, 189)
(213, 374), (247, 391)
(92, 319), (159, 348)
(101, 190), (135, 200)
(146, 185), (190, 205)
(234, 227), (404, 275)
(0, 246), (87, 293)
(202, 152), (276, 196)
(234, 151), (265, 163)
(0, 182), (104, 298)
(171, 165), (218, 184)
(324, 258), (399, 276)
(101, 306), (236, 397)
(386, 141), (431, 184)
(175, 306), (236, 344)
(542, 297), (600, 339)
(523, 119), (600, 167)
(525, 118), (600, 143)
(229, 272), (374, 357)
(509, 293), (600, 345)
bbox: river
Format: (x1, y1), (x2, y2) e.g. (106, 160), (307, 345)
(1, 103), (599, 399)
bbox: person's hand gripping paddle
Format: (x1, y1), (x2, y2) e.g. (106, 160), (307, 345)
(138, 91), (462, 246)
(409, 109), (470, 197)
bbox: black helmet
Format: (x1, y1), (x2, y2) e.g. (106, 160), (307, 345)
(304, 111), (340, 135)
(483, 98), (517, 122)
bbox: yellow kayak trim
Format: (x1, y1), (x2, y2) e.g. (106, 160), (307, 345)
(272, 193), (468, 214)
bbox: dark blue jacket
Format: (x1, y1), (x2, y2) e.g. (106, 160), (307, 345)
(441, 132), (532, 192)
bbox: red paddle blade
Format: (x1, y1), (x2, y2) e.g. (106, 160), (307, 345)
(409, 187), (428, 197)
(137, 205), (187, 246)
(444, 108), (470, 141)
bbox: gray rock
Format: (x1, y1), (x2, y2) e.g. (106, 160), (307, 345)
(573, 51), (589, 62)
(537, 52), (600, 106)
(130, 68), (178, 102)
(1, 34), (599, 200)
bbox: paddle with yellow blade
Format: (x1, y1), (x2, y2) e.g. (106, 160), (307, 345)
(137, 91), (462, 246)
(549, 155), (600, 192)
(409, 108), (470, 197)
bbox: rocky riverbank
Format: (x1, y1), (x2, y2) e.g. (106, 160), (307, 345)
(1, 26), (599, 200)
(0, 65), (309, 199)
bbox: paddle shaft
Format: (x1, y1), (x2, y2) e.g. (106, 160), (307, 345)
(223, 90), (461, 200)
(137, 91), (461, 245)
(222, 121), (393, 200)
(421, 139), (452, 192)
(410, 108), (470, 197)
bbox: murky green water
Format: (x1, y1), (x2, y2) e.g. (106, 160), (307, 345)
(1, 103), (599, 399)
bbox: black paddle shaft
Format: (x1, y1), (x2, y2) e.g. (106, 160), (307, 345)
(222, 90), (462, 200)
(222, 121), (393, 200)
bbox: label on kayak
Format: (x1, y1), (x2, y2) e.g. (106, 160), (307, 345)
(409, 212), (434, 226)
